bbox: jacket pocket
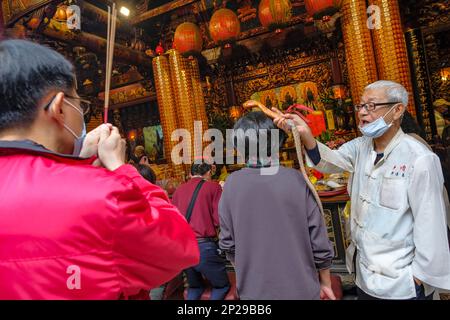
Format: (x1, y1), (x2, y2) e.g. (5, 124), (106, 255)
(379, 177), (406, 210)
(358, 259), (416, 299)
(356, 230), (416, 298)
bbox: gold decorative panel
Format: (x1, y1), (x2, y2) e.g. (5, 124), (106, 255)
(371, 0), (416, 115)
(233, 56), (333, 107)
(167, 49), (196, 163)
(189, 58), (209, 149)
(152, 55), (185, 178)
(341, 0), (378, 102)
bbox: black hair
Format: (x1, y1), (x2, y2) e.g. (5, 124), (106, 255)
(135, 164), (157, 184)
(233, 111), (287, 163)
(401, 110), (426, 140)
(0, 40), (75, 132)
(191, 163), (212, 176)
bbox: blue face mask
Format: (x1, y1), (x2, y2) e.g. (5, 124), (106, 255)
(359, 105), (397, 138)
(63, 99), (87, 156)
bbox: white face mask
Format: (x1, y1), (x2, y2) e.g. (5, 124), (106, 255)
(63, 99), (86, 156)
(359, 104), (397, 138)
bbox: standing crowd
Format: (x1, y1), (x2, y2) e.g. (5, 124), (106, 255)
(0, 40), (449, 300)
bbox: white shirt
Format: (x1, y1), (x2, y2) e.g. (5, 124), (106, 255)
(306, 129), (450, 299)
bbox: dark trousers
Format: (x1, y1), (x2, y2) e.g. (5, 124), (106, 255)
(357, 283), (434, 300)
(185, 241), (230, 300)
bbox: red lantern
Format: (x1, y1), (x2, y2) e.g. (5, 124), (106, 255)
(306, 111), (327, 137)
(258, 0), (292, 30)
(155, 41), (164, 55)
(128, 130), (137, 141)
(27, 17), (41, 30)
(173, 22), (203, 55)
(209, 8), (240, 45)
(305, 0), (343, 19)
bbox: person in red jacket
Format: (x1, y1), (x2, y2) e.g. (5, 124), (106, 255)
(0, 39), (199, 299)
(172, 163), (230, 300)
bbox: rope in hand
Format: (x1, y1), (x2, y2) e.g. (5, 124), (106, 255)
(242, 100), (324, 216)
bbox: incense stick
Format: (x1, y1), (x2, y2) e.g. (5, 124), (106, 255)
(104, 5), (111, 123)
(104, 3), (117, 123)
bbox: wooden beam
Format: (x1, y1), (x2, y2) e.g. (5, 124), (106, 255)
(109, 95), (157, 110)
(80, 2), (122, 28)
(422, 22), (450, 36)
(131, 0), (197, 25)
(203, 14), (310, 50)
(42, 28), (152, 67)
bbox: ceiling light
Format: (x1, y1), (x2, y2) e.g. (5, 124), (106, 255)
(120, 6), (130, 17)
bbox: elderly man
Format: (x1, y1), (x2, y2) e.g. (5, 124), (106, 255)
(275, 80), (450, 300)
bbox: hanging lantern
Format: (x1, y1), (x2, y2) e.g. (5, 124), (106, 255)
(26, 17), (41, 29)
(155, 41), (164, 55)
(258, 0), (292, 31)
(305, 0), (343, 20)
(173, 22), (203, 55)
(209, 8), (240, 46)
(128, 130), (137, 141)
(306, 111), (327, 137)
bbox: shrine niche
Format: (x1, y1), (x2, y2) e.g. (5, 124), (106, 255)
(234, 57), (332, 108)
(250, 81), (322, 111)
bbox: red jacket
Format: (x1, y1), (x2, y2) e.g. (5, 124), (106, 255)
(171, 178), (222, 238)
(0, 140), (199, 299)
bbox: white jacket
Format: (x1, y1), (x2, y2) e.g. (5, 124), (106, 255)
(307, 129), (450, 299)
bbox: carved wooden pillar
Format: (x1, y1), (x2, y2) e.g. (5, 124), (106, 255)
(331, 53), (343, 86)
(405, 28), (437, 139)
(225, 75), (238, 107)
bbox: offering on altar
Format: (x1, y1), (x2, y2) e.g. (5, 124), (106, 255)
(308, 170), (350, 197)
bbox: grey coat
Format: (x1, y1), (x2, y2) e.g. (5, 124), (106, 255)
(219, 166), (334, 300)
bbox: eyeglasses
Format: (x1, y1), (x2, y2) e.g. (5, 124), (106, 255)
(43, 94), (91, 116)
(354, 102), (401, 112)
(65, 94), (91, 116)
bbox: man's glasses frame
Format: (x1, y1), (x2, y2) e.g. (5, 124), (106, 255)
(43, 94), (91, 116)
(354, 102), (401, 112)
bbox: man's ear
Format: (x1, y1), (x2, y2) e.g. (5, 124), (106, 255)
(47, 92), (65, 124)
(394, 103), (406, 121)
